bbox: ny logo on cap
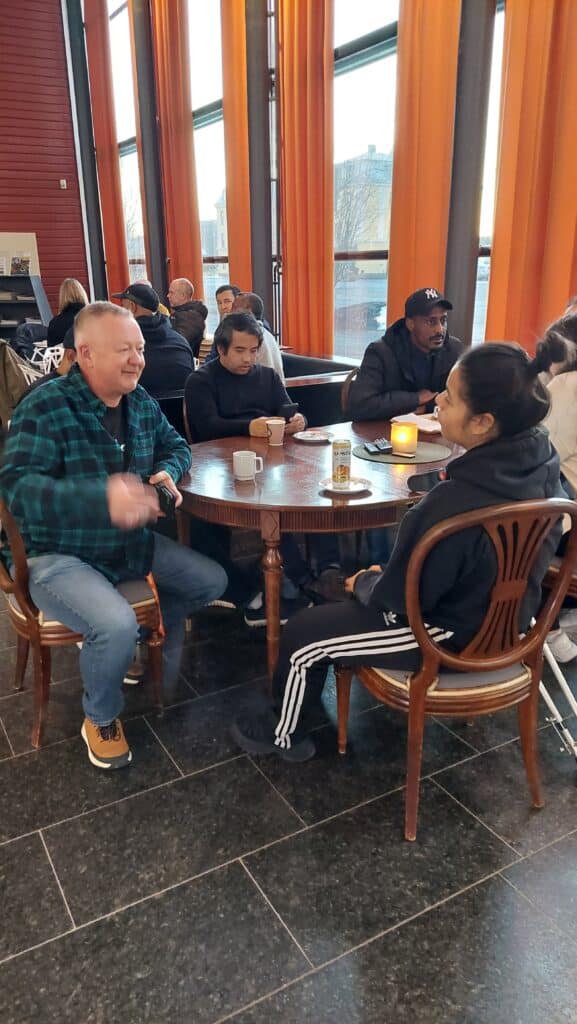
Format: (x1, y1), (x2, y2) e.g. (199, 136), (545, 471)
(425, 288), (439, 300)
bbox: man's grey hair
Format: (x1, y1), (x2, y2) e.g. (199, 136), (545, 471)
(172, 278), (194, 300)
(75, 301), (132, 343)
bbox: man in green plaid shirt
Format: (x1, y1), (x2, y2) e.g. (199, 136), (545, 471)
(0, 302), (226, 769)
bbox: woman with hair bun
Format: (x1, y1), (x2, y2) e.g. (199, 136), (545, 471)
(232, 342), (567, 762)
(46, 278), (88, 347)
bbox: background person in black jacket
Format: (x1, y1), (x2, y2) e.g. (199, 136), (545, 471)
(47, 277), (88, 347)
(167, 277), (208, 357)
(232, 341), (566, 761)
(348, 287), (463, 421)
(112, 282), (193, 398)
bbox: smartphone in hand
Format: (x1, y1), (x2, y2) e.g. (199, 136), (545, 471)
(279, 402), (299, 422)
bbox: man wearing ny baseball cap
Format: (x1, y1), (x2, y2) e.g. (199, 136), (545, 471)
(112, 282), (193, 399)
(347, 287), (463, 420)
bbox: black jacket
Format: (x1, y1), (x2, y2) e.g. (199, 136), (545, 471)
(170, 300), (208, 357)
(354, 427), (564, 651)
(184, 359), (290, 441)
(348, 319), (463, 420)
(137, 314), (194, 398)
(47, 302), (85, 347)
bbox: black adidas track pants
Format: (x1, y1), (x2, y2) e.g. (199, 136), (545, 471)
(271, 600), (453, 750)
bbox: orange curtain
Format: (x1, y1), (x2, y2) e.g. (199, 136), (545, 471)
(387, 0), (461, 323)
(220, 0), (252, 291)
(84, 0), (130, 296)
(277, 0), (334, 356)
(485, 0), (577, 353)
(150, 0), (204, 295)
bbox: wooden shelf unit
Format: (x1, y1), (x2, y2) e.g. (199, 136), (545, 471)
(0, 275), (52, 340)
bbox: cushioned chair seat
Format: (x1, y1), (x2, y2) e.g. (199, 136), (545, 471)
(371, 663), (530, 695)
(5, 577), (156, 626)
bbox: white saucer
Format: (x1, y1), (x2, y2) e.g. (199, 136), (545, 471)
(293, 430), (333, 444)
(319, 476), (371, 495)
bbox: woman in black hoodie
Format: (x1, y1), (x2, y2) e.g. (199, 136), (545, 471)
(46, 278), (88, 347)
(232, 342), (568, 761)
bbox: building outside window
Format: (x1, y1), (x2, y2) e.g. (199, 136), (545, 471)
(333, 1), (399, 359)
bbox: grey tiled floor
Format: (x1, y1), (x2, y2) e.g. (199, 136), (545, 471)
(1, 604), (577, 1024)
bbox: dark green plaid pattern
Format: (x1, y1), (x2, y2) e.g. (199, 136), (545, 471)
(0, 364), (192, 582)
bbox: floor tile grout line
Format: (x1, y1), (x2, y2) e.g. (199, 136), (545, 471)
(0, 695), (201, 759)
(239, 859), (315, 969)
(212, 868), (508, 1024)
(38, 831), (77, 931)
(0, 860), (246, 967)
(178, 672), (201, 698)
(0, 752), (253, 851)
(497, 872), (577, 946)
(498, 822), (577, 868)
(142, 716), (185, 777)
(247, 757), (308, 828)
(430, 776), (521, 856)
(430, 716), (481, 754)
(34, 754), (248, 841)
(0, 713), (15, 757)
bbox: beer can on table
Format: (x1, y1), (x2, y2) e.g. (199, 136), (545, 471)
(332, 439), (351, 490)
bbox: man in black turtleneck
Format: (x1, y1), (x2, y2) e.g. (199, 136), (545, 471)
(184, 311), (304, 441)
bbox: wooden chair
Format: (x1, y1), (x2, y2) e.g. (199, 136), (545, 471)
(0, 500), (165, 749)
(340, 366), (358, 413)
(197, 335), (214, 366)
(335, 499), (577, 841)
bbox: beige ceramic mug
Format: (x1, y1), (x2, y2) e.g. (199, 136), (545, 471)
(266, 417), (285, 446)
(233, 450), (264, 480)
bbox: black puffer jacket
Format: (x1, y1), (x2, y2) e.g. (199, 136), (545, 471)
(136, 314), (194, 397)
(170, 300), (208, 357)
(354, 427), (565, 650)
(348, 319), (463, 420)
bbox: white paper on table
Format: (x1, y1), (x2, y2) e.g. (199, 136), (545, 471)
(390, 412), (441, 434)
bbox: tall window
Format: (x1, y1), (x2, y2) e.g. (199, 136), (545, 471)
(194, 119), (228, 331)
(108, 1), (146, 280)
(333, 4), (399, 359)
(472, 8), (505, 342)
(187, 0), (227, 330)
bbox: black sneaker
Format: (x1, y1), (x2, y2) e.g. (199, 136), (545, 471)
(244, 594), (313, 628)
(230, 712), (316, 762)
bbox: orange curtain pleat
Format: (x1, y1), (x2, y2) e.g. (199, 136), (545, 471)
(277, 0), (334, 356)
(150, 0), (204, 295)
(386, 0), (461, 323)
(84, 0), (130, 296)
(220, 0), (252, 291)
(485, 0), (577, 353)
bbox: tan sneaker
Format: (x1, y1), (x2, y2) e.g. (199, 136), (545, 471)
(81, 718), (132, 769)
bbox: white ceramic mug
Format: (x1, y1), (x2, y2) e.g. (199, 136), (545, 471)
(233, 450), (264, 480)
(266, 417), (285, 446)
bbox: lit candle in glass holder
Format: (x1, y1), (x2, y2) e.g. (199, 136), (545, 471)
(390, 422), (418, 457)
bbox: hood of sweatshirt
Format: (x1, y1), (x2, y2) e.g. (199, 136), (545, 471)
(446, 426), (562, 503)
(136, 313), (179, 347)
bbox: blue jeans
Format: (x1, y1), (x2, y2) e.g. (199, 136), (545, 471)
(26, 533), (227, 726)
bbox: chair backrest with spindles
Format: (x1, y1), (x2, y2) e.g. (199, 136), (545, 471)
(404, 499), (577, 678)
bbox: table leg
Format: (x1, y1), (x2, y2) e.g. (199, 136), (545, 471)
(261, 512), (283, 677)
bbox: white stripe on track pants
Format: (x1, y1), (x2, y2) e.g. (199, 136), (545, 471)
(271, 600), (453, 750)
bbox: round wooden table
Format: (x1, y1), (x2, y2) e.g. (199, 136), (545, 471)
(178, 421), (456, 675)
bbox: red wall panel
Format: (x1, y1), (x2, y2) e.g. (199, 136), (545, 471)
(0, 0), (89, 313)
